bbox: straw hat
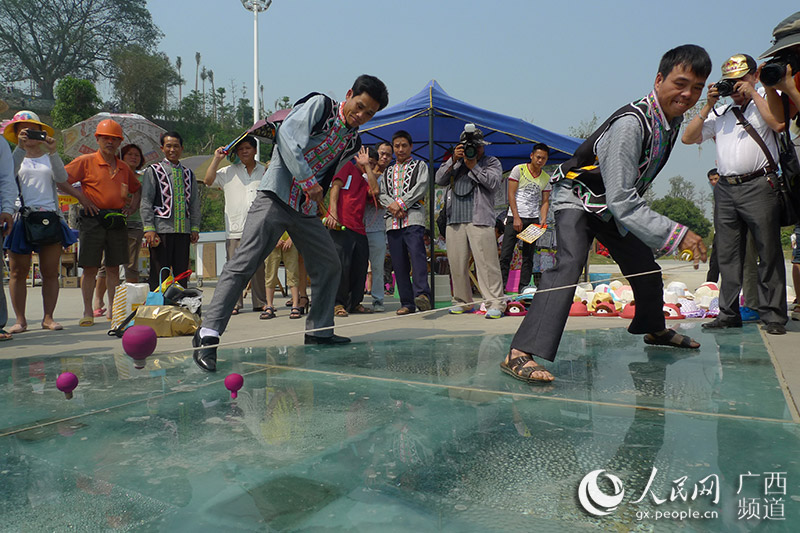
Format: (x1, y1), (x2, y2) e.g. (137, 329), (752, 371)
(3, 110), (55, 144)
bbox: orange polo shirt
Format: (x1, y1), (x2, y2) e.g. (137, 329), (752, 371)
(65, 151), (141, 210)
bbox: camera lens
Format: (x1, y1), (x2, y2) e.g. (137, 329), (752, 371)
(760, 60), (787, 87)
(715, 79), (735, 97)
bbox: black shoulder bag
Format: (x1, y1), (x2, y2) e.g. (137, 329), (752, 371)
(15, 176), (62, 246)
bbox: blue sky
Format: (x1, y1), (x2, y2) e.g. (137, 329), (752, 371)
(146, 0), (798, 198)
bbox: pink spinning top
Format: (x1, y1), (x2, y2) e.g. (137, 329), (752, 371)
(224, 373), (244, 399)
(122, 325), (158, 369)
(56, 372), (79, 400)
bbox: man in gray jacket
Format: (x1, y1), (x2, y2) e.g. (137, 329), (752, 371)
(193, 75), (388, 372)
(435, 125), (505, 318)
(502, 45), (711, 383)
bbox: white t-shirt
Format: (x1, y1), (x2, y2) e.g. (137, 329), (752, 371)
(701, 88), (779, 176)
(211, 162), (266, 239)
(506, 163), (551, 218)
(18, 155), (58, 211)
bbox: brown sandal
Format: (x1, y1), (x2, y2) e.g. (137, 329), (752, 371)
(643, 329), (700, 349)
(334, 305), (349, 317)
(500, 351), (555, 383)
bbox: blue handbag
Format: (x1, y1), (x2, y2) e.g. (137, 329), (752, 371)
(145, 267), (173, 305)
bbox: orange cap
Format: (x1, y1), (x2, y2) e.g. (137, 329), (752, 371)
(95, 119), (124, 139)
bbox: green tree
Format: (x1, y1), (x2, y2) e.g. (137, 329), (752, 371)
(51, 77), (100, 129)
(666, 175), (697, 204)
(568, 114), (599, 139)
(0, 0), (160, 100)
(199, 184), (224, 232)
(273, 96), (292, 111)
(110, 45), (179, 118)
(175, 56), (183, 102)
(238, 98), (253, 128)
(651, 196), (712, 238)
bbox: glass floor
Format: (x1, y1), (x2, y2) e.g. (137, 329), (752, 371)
(1, 325), (798, 531)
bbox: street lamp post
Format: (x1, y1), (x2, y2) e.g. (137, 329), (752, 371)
(241, 0), (272, 160)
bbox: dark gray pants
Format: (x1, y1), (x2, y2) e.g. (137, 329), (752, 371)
(511, 209), (665, 361)
(202, 191), (341, 337)
(714, 176), (787, 324)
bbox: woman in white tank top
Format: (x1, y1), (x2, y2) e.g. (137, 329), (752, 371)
(2, 111), (76, 333)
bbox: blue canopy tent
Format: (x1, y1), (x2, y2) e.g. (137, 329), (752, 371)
(360, 80), (581, 170)
(359, 80), (581, 303)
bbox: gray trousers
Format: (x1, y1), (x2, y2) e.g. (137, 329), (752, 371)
(446, 223), (505, 312)
(511, 209), (665, 361)
(202, 192), (341, 337)
(226, 238), (267, 310)
(741, 232), (759, 308)
(366, 230), (386, 304)
(714, 176), (787, 324)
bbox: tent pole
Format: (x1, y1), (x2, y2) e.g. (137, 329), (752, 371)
(428, 108), (436, 306)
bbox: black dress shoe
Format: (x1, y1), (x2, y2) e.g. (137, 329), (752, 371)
(192, 330), (219, 372)
(764, 322), (787, 335)
(304, 334), (351, 345)
(701, 318), (742, 330)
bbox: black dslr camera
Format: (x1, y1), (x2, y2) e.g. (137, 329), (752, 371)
(462, 123), (479, 159)
(714, 79), (737, 97)
(26, 129), (47, 141)
(761, 51), (800, 87)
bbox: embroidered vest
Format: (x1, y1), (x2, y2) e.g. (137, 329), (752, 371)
(555, 93), (679, 215)
(151, 162), (195, 219)
(292, 93), (362, 195)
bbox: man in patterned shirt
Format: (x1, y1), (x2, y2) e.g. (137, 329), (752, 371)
(379, 130), (432, 315)
(141, 131), (200, 291)
(193, 75), (388, 372)
(502, 45), (711, 383)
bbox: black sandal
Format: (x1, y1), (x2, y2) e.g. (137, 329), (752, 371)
(260, 306), (277, 320)
(500, 351), (555, 382)
(290, 307), (302, 319)
(643, 329), (700, 349)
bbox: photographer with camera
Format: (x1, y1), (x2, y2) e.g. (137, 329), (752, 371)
(761, 11), (800, 323)
(682, 54), (787, 335)
(435, 124), (505, 318)
(761, 12), (800, 121)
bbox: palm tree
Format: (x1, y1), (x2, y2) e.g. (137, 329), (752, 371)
(208, 69), (216, 120)
(194, 52), (201, 92)
(259, 83), (265, 119)
(200, 67), (208, 116)
(176, 56), (183, 102)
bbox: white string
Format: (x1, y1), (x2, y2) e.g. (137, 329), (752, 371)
(169, 261), (697, 356)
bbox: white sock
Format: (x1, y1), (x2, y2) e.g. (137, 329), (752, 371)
(199, 327), (220, 339)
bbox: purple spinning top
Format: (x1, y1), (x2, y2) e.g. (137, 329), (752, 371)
(56, 372), (79, 400)
(224, 373), (244, 399)
(122, 325), (158, 369)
